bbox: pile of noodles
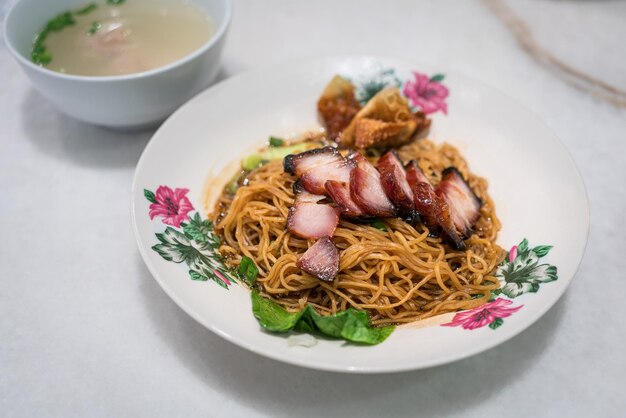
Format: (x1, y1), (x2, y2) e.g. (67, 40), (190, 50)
(212, 139), (504, 326)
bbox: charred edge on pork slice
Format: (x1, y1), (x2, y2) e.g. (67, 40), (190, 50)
(292, 178), (306, 195)
(299, 156), (355, 195)
(438, 167), (482, 239)
(283, 146), (340, 175)
(376, 150), (416, 217)
(434, 192), (467, 251)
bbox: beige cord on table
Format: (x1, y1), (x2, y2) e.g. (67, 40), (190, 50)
(482, 0), (626, 108)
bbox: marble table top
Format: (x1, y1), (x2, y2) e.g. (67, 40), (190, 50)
(1, 0), (625, 416)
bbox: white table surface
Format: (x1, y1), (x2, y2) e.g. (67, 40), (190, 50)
(2, 0), (625, 417)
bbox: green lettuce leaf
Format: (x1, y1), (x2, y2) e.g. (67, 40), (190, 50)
(238, 256), (259, 285)
(251, 291), (394, 345)
(251, 290), (303, 332)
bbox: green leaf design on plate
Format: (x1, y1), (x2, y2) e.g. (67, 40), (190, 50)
(144, 189), (157, 204)
(532, 245), (553, 258)
(517, 238), (529, 254)
(151, 224), (231, 288)
(353, 68), (403, 105)
(183, 212), (218, 245)
(430, 73), (445, 83)
(495, 238), (558, 298)
(489, 317), (504, 330)
(189, 270), (208, 281)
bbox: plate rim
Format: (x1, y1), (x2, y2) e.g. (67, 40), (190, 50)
(131, 55), (590, 373)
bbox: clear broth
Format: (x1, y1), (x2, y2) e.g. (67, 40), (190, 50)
(43, 0), (215, 76)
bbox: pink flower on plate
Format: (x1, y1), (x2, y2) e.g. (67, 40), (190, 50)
(508, 245), (518, 263)
(442, 298), (523, 330)
(402, 71), (449, 115)
(214, 270), (232, 286)
(149, 186), (194, 227)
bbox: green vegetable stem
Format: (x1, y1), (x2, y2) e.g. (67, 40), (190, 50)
(268, 136), (285, 147)
(241, 142), (310, 171)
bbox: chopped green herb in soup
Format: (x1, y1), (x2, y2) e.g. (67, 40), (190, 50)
(32, 0), (215, 76)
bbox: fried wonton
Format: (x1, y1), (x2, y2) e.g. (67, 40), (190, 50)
(341, 87), (429, 149)
(317, 76), (361, 141)
(352, 119), (414, 149)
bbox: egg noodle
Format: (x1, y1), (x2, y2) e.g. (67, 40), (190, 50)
(213, 139), (504, 326)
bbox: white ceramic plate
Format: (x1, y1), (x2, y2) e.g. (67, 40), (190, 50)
(132, 56), (588, 373)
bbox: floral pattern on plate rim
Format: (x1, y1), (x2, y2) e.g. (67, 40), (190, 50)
(142, 68), (558, 332)
(143, 187), (559, 331)
(144, 186), (233, 288)
(348, 67), (449, 115)
(442, 238), (558, 330)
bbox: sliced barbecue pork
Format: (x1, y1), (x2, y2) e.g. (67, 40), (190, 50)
(405, 161), (441, 235)
(284, 146), (354, 195)
(286, 189), (339, 239)
(348, 153), (396, 217)
(296, 237), (339, 282)
(376, 151), (415, 216)
(324, 180), (368, 218)
(436, 167), (482, 241)
(432, 194), (467, 250)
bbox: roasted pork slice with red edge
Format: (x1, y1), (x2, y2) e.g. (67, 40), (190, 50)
(284, 146), (341, 175)
(376, 150), (415, 216)
(296, 237), (340, 282)
(291, 182), (326, 203)
(412, 182), (440, 227)
(300, 158), (354, 195)
(284, 147), (354, 195)
(348, 153), (396, 217)
(436, 167), (482, 241)
(325, 180), (368, 218)
(408, 175), (466, 250)
(405, 160), (440, 234)
(287, 190), (339, 239)
(433, 194), (467, 251)
(405, 160), (431, 185)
